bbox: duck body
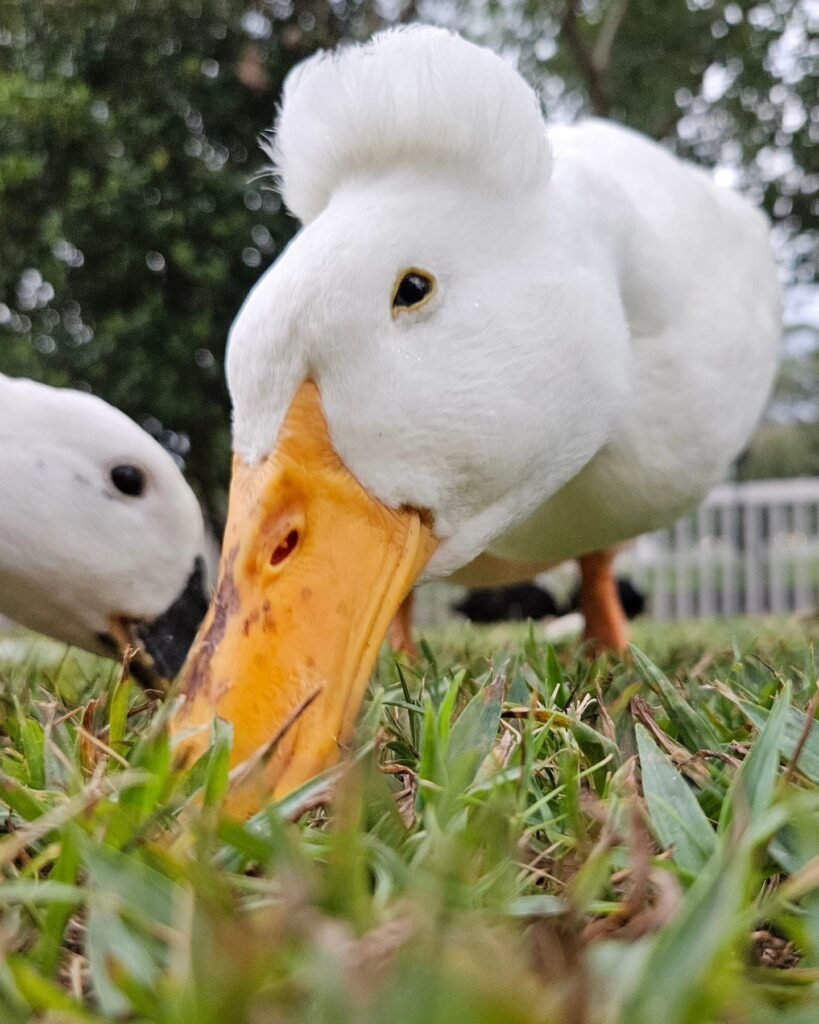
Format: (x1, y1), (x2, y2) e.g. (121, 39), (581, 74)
(174, 26), (781, 811)
(0, 374), (213, 678)
(475, 118), (779, 573)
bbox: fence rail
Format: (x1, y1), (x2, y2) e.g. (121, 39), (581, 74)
(620, 478), (819, 620)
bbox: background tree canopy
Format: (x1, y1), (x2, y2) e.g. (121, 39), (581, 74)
(1, 0), (817, 522)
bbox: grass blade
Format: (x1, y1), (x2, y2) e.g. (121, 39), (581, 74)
(740, 699), (819, 784)
(636, 724), (716, 875)
(720, 682), (792, 834)
(622, 840), (751, 1024)
(631, 645), (721, 749)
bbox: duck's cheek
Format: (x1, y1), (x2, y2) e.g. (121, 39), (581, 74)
(170, 381), (437, 817)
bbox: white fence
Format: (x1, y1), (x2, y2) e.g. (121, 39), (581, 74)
(621, 478), (819, 620)
(415, 478), (819, 624)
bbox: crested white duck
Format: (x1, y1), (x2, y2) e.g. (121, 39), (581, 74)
(0, 373), (213, 682)
(173, 26), (781, 813)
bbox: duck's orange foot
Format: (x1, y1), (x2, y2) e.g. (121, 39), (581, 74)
(389, 591), (420, 660)
(578, 548), (629, 656)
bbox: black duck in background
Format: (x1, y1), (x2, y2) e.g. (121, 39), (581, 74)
(453, 583), (562, 623)
(453, 578), (645, 624)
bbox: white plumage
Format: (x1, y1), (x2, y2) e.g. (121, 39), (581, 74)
(0, 373), (212, 664)
(228, 25), (781, 582)
(268, 27), (551, 223)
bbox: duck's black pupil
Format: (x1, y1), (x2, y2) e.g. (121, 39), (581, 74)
(395, 272), (431, 308)
(111, 464), (146, 497)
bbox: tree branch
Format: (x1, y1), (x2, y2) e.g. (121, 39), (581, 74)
(560, 0), (611, 117)
(592, 0), (630, 74)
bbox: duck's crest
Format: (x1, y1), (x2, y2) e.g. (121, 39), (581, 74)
(267, 25), (551, 224)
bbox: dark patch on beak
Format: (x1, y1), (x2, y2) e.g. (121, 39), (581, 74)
(178, 545), (239, 703)
(136, 557), (211, 679)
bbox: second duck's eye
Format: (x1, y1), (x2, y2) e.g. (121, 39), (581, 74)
(392, 269), (436, 315)
(111, 464), (146, 497)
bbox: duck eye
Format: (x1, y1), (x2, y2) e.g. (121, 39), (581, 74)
(392, 270), (435, 314)
(111, 464), (146, 497)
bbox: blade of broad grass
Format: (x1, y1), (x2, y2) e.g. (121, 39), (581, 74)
(415, 673), (467, 791)
(122, 730), (175, 822)
(417, 693), (442, 795)
(82, 841), (179, 927)
(203, 717), (232, 808)
(740, 700), (819, 784)
(544, 642), (570, 708)
(215, 816), (287, 870)
(631, 645), (721, 749)
(396, 660), (421, 751)
(720, 682), (792, 834)
(557, 749), (586, 849)
(636, 724), (716, 875)
(447, 675), (505, 791)
(622, 838), (753, 1024)
(419, 637), (438, 677)
(19, 717), (45, 790)
(108, 672), (131, 751)
(31, 825), (82, 977)
(0, 772), (48, 821)
(321, 767), (374, 931)
(108, 965), (168, 1020)
(0, 967), (30, 1024)
(0, 881), (84, 905)
(437, 671), (465, 730)
(522, 628), (569, 707)
(85, 904), (165, 1017)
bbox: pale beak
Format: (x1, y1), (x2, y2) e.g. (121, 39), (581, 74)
(171, 382), (437, 815)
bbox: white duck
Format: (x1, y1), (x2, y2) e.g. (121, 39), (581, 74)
(0, 373), (213, 682)
(173, 26), (781, 812)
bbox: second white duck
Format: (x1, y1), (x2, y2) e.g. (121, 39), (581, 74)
(0, 373), (214, 682)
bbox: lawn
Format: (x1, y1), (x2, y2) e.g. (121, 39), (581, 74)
(1, 616), (818, 1023)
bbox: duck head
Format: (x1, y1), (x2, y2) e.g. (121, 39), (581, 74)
(174, 27), (629, 810)
(0, 375), (214, 684)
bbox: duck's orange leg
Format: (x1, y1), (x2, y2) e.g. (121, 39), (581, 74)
(389, 590), (419, 659)
(578, 548), (629, 655)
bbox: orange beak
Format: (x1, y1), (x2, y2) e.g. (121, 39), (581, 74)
(171, 382), (437, 816)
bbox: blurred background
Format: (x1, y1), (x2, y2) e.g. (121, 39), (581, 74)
(1, 0), (817, 621)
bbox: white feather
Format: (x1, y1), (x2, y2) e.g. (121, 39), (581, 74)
(268, 25), (552, 224)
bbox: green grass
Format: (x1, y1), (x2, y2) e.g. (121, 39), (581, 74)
(1, 616), (818, 1023)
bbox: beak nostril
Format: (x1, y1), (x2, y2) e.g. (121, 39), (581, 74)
(271, 529), (299, 567)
